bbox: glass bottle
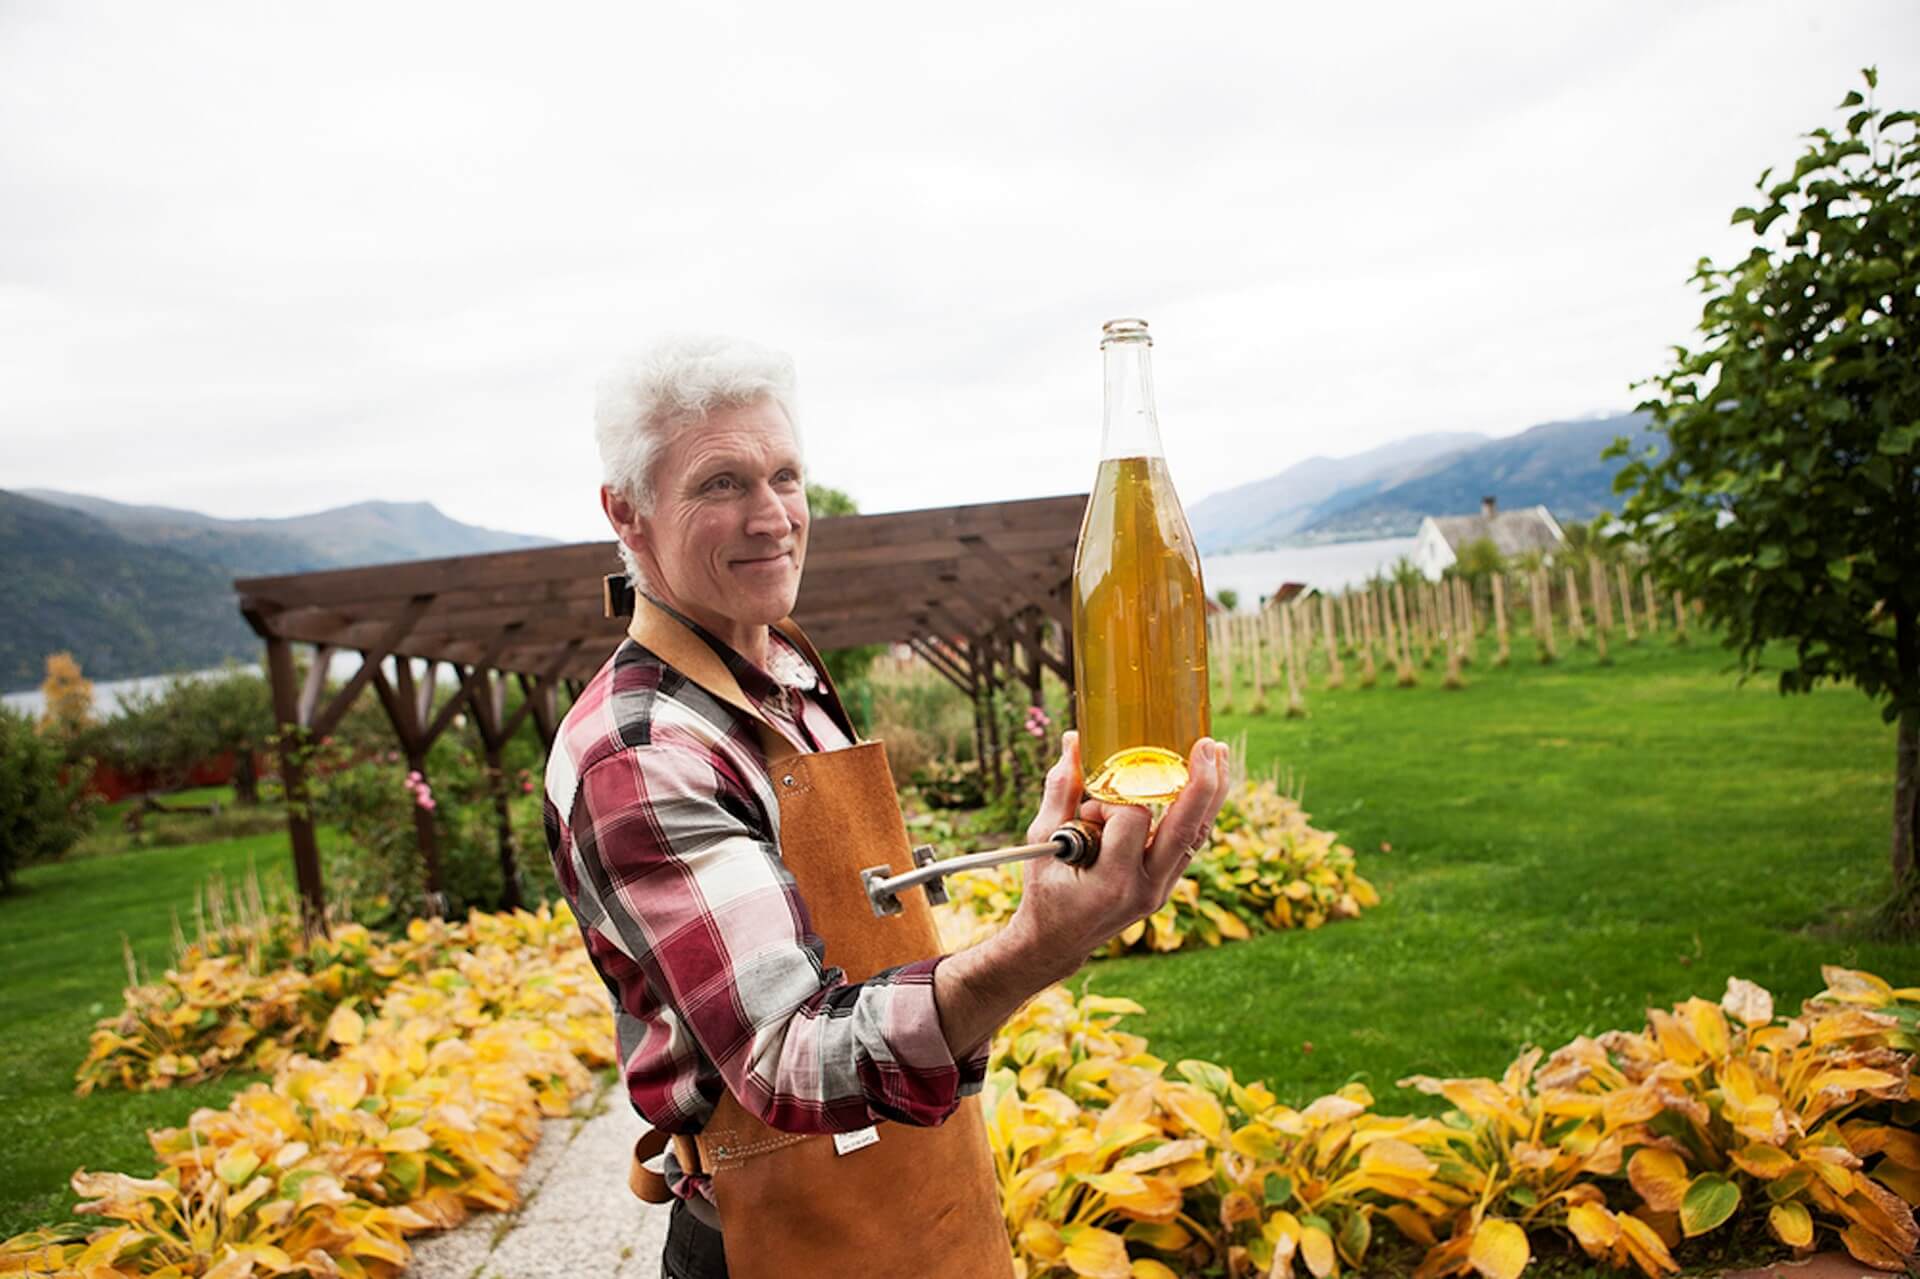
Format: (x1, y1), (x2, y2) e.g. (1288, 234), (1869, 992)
(1072, 318), (1211, 804)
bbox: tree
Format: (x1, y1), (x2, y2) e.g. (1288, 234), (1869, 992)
(38, 652), (93, 741)
(1454, 538), (1506, 584)
(0, 705), (93, 891)
(1216, 588), (1240, 612)
(1611, 71), (1920, 931)
(184, 665), (276, 804)
(806, 482), (860, 518)
(98, 678), (218, 796)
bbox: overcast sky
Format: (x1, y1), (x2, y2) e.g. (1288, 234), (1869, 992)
(2, 2), (1912, 542)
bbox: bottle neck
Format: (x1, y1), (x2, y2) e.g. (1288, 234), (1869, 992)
(1100, 338), (1164, 460)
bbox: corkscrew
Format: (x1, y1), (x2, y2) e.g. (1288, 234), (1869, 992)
(861, 820), (1102, 918)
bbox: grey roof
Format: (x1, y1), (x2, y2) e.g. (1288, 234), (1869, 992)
(1429, 508), (1564, 557)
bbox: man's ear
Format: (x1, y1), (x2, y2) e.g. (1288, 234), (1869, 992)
(601, 485), (644, 555)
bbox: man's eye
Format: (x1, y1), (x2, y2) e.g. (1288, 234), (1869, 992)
(705, 476), (736, 492)
(775, 469), (801, 485)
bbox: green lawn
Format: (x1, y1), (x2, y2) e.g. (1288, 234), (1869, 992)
(0, 796), (339, 1239)
(1082, 632), (1918, 1113)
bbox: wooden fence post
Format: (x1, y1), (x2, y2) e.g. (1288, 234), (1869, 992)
(1616, 563), (1639, 641)
(1321, 595), (1344, 688)
(1492, 573), (1511, 666)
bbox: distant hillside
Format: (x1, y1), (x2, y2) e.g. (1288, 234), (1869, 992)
(1186, 432), (1487, 553)
(1296, 413), (1657, 541)
(3, 490), (559, 691)
(0, 492), (256, 691)
(21, 491), (552, 574)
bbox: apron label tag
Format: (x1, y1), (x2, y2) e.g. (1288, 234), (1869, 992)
(832, 1126), (879, 1156)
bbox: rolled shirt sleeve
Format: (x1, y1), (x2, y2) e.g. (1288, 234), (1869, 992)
(565, 738), (989, 1135)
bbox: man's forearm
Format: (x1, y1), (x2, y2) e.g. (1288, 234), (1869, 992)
(931, 916), (1073, 1061)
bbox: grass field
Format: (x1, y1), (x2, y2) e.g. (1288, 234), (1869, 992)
(1082, 632), (1918, 1114)
(0, 803), (336, 1239)
(2, 632), (1916, 1250)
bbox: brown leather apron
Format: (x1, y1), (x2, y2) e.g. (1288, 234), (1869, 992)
(619, 598), (1014, 1279)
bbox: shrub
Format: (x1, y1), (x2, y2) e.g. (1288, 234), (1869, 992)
(0, 704), (94, 892)
(306, 741), (553, 928)
(935, 780), (1379, 955)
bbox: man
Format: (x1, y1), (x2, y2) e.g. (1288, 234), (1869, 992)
(545, 334), (1230, 1279)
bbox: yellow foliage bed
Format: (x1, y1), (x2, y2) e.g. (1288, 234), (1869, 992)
(5, 906), (614, 1279)
(937, 780), (1379, 955)
(985, 970), (1919, 1278)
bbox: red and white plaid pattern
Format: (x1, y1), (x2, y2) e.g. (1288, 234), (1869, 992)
(543, 613), (987, 1205)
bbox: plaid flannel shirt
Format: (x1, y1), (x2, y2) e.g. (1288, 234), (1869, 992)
(543, 609), (989, 1205)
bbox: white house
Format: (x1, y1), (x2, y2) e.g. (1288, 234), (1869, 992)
(1413, 497), (1566, 580)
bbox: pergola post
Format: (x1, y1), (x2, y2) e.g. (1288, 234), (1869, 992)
(262, 634), (329, 938)
(464, 664), (525, 912)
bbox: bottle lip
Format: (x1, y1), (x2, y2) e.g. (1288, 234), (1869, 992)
(1100, 317), (1152, 347)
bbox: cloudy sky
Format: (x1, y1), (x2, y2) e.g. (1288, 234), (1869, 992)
(2, 1), (1911, 542)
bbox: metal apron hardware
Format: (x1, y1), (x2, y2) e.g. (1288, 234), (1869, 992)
(620, 596), (1015, 1279)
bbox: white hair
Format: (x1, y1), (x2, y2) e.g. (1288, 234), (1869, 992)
(595, 334), (801, 590)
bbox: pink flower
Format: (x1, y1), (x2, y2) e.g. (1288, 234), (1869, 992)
(522, 781), (535, 794)
(420, 796), (437, 812)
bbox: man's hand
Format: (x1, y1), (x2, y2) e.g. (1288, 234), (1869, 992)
(1007, 731), (1232, 983)
(932, 732), (1233, 1060)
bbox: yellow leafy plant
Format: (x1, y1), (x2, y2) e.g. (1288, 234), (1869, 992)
(936, 781), (1379, 956)
(6, 904), (615, 1278)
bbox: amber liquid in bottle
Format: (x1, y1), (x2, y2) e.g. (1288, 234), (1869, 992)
(1072, 320), (1211, 804)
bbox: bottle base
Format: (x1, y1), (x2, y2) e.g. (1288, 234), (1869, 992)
(1085, 747), (1190, 805)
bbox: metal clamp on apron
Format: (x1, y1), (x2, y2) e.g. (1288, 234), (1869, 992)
(861, 820), (1101, 917)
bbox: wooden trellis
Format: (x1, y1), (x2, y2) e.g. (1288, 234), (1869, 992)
(235, 493), (1087, 931)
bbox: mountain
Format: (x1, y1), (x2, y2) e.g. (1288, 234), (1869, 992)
(1186, 432), (1488, 553)
(2, 491), (559, 692)
(1294, 412), (1657, 541)
(0, 492), (257, 692)
(1188, 413), (1659, 551)
(20, 490), (552, 574)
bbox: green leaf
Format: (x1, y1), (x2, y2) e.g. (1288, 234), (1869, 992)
(1264, 1172), (1295, 1207)
(1878, 424), (1919, 456)
(1829, 559), (1853, 583)
(1178, 1058), (1232, 1095)
(1338, 1209), (1372, 1267)
(1838, 90), (1865, 108)
(1680, 1173), (1741, 1237)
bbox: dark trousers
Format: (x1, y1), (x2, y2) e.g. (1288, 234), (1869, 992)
(661, 1197), (728, 1279)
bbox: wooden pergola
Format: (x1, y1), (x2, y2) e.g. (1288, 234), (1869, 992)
(235, 493), (1087, 930)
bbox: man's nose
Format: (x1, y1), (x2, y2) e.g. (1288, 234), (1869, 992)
(743, 481), (793, 537)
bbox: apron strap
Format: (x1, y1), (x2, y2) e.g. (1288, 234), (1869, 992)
(624, 593), (809, 764)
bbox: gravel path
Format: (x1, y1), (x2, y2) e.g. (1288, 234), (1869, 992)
(404, 1076), (671, 1279)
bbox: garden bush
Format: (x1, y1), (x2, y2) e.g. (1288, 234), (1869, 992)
(303, 741), (553, 928)
(0, 703), (94, 893)
(984, 967), (1917, 1278)
(935, 779), (1379, 955)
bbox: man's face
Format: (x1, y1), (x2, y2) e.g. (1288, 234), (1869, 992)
(606, 398), (809, 640)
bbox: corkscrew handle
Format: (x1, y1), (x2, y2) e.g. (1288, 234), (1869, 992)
(861, 820), (1102, 918)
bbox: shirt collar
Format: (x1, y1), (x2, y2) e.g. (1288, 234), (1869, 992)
(641, 595), (822, 708)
